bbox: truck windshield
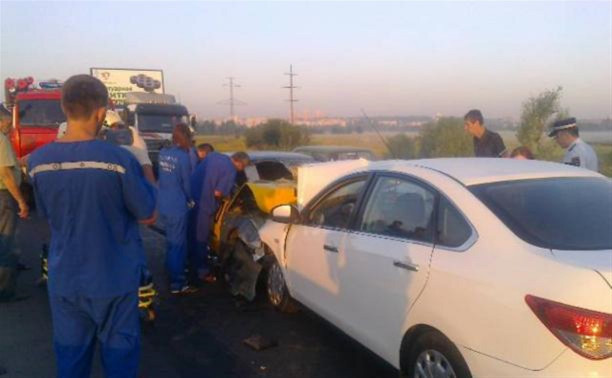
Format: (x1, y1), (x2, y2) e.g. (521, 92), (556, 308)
(18, 100), (65, 127)
(138, 114), (187, 133)
(469, 177), (612, 250)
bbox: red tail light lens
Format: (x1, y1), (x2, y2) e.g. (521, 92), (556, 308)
(526, 295), (612, 360)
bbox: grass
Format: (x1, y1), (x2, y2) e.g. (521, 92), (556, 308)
(194, 134), (246, 152)
(194, 132), (612, 177)
(194, 133), (391, 155)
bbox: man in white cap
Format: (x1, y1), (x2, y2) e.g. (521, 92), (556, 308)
(103, 110), (156, 183)
(549, 117), (599, 172)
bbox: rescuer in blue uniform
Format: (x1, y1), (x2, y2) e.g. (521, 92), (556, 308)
(189, 151), (250, 282)
(28, 75), (156, 378)
(158, 123), (197, 294)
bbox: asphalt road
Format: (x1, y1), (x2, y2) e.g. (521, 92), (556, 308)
(0, 215), (397, 378)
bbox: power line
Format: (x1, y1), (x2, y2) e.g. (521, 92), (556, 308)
(283, 65), (299, 124)
(218, 77), (246, 120)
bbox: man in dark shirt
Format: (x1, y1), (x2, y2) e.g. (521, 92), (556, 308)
(464, 109), (507, 157)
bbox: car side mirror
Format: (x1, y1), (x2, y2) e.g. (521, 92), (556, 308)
(271, 204), (299, 224)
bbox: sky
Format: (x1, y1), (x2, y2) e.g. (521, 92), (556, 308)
(1, 1), (611, 120)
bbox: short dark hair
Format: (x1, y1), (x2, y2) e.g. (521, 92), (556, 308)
(62, 75), (108, 120)
(510, 146), (534, 160)
(464, 109), (484, 125)
(197, 143), (215, 153)
(172, 123), (192, 146)
(231, 151), (251, 165)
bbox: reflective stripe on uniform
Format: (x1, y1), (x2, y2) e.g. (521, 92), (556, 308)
(29, 161), (126, 178)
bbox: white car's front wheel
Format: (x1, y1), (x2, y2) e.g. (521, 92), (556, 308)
(402, 331), (471, 378)
(266, 259), (296, 313)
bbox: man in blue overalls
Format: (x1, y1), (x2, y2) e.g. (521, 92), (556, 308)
(189, 151), (250, 283)
(28, 75), (156, 378)
(158, 123), (197, 294)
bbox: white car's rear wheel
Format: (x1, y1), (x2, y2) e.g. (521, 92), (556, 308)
(414, 349), (456, 378)
(266, 259), (296, 313)
(402, 331), (471, 378)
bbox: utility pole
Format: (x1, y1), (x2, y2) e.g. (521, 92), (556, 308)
(219, 77), (246, 120)
(283, 65), (298, 124)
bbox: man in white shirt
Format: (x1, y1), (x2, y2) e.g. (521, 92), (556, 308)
(104, 110), (156, 183)
(549, 117), (599, 172)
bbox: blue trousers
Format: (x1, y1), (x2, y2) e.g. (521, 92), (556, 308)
(162, 214), (188, 289)
(48, 292), (140, 378)
(187, 208), (211, 278)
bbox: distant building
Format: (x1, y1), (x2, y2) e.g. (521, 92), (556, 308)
(295, 117), (347, 127)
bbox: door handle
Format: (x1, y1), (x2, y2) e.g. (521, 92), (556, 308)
(323, 244), (339, 253)
(393, 260), (419, 272)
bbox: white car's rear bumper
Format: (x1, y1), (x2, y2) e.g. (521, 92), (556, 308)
(463, 347), (612, 377)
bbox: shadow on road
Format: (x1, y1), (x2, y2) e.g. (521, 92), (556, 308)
(1, 215), (396, 378)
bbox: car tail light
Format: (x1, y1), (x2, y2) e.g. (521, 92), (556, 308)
(526, 295), (612, 360)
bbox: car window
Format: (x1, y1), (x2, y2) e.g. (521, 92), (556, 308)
(470, 177), (612, 250)
(255, 161), (293, 181)
(437, 197), (472, 248)
(359, 177), (435, 243)
(137, 114), (187, 133)
(307, 179), (367, 229)
(337, 151), (373, 160)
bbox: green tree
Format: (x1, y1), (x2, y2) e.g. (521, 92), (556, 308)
(385, 134), (419, 159)
(244, 119), (310, 150)
(516, 87), (564, 154)
(419, 117), (472, 158)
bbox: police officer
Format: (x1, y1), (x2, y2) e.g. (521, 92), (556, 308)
(189, 151), (250, 282)
(158, 123), (197, 294)
(28, 75), (156, 378)
(549, 117), (599, 171)
(464, 109), (507, 157)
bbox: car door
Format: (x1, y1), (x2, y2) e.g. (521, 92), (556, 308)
(285, 176), (369, 324)
(339, 174), (437, 363)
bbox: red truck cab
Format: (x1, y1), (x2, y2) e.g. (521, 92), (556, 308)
(9, 90), (64, 158)
(4, 77), (65, 159)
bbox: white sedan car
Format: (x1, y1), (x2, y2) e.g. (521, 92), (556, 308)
(258, 158), (611, 378)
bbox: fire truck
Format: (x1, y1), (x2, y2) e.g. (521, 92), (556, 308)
(4, 77), (65, 158)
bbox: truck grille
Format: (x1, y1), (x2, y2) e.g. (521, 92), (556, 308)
(144, 139), (166, 153)
(144, 139), (169, 166)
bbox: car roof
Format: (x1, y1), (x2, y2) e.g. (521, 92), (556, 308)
(293, 145), (373, 153)
(360, 158), (602, 186)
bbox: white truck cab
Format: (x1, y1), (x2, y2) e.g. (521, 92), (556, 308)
(122, 92), (190, 168)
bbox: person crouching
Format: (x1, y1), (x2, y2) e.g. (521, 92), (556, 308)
(158, 124), (198, 294)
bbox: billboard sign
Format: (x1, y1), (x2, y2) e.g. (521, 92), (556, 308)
(90, 68), (164, 106)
